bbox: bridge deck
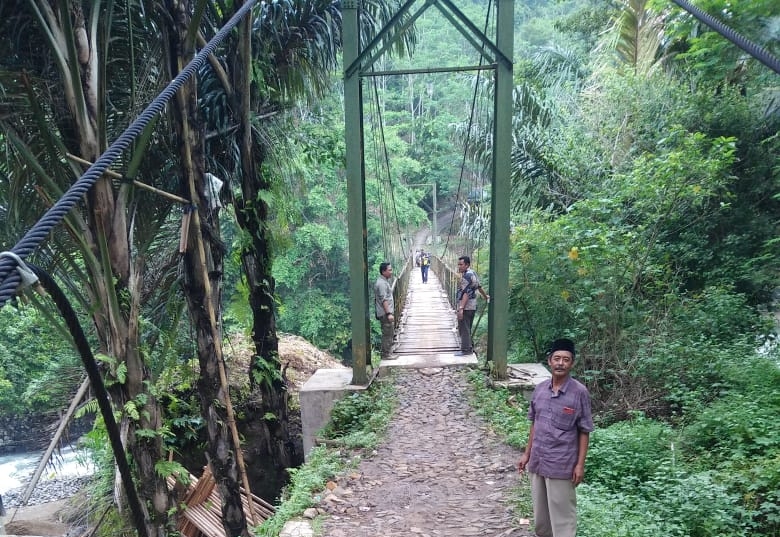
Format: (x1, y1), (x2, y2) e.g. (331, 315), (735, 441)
(382, 267), (478, 369)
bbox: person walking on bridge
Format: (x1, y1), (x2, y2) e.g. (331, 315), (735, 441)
(374, 262), (396, 360)
(420, 250), (431, 283)
(516, 338), (594, 537)
(454, 255), (489, 356)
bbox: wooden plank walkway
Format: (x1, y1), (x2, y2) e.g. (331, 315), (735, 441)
(382, 267), (478, 368)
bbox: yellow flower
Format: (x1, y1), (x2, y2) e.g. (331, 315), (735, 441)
(568, 247), (579, 261)
(561, 290), (570, 300)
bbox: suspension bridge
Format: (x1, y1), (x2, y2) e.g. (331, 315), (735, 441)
(298, 249), (552, 458)
(0, 1), (778, 536)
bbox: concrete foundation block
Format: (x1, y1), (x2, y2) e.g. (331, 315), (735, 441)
(490, 363), (551, 401)
(299, 369), (367, 460)
(280, 519), (314, 537)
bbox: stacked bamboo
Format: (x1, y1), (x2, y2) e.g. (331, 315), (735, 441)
(167, 466), (275, 537)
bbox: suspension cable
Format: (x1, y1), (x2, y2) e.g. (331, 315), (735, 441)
(367, 75), (389, 258)
(671, 0), (780, 75)
(370, 70), (409, 263)
(0, 0), (259, 309)
(470, 1), (494, 274)
(441, 0), (494, 267)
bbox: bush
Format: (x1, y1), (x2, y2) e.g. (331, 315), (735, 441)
(734, 455), (780, 535)
(583, 414), (750, 536)
(579, 471), (747, 537)
(578, 483), (678, 537)
(639, 470), (747, 537)
(679, 356), (780, 535)
(680, 373), (780, 460)
(632, 288), (766, 418)
(586, 414), (675, 492)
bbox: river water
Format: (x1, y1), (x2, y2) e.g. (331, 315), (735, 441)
(0, 446), (94, 496)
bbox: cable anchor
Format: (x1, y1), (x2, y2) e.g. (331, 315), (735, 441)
(0, 252), (45, 298)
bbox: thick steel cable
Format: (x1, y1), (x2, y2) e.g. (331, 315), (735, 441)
(441, 0), (493, 264)
(671, 0), (780, 75)
(0, 0), (259, 308)
(27, 263), (150, 537)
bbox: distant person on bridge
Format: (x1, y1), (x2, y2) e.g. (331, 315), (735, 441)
(516, 338), (593, 537)
(454, 255), (489, 356)
(420, 250), (431, 283)
(374, 262), (396, 361)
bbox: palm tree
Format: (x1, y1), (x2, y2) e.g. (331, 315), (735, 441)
(191, 0), (417, 504)
(458, 44), (588, 218)
(2, 3), (417, 536)
(0, 2), (180, 535)
(596, 0), (667, 76)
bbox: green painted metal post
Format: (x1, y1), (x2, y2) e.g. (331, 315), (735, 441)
(488, 0), (513, 379)
(344, 0), (370, 386)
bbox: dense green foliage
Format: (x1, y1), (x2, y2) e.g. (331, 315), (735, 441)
(267, 100), (429, 355)
(494, 2), (779, 534)
(0, 305), (82, 413)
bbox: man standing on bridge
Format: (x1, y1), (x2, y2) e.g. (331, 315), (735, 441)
(374, 262), (396, 360)
(455, 255), (489, 356)
(516, 338), (593, 537)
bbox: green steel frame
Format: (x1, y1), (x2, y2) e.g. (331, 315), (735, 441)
(344, 0), (513, 384)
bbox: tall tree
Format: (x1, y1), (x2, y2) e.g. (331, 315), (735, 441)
(195, 0), (417, 499)
(161, 0), (251, 534)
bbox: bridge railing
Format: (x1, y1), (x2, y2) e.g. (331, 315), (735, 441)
(430, 256), (459, 311)
(391, 255), (413, 322)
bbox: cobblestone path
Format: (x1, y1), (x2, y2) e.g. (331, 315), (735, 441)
(316, 366), (533, 537)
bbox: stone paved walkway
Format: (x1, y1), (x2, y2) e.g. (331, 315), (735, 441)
(315, 366), (533, 537)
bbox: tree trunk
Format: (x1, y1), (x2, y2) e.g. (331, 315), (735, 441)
(46, 3), (172, 535)
(231, 1), (302, 498)
(165, 1), (248, 535)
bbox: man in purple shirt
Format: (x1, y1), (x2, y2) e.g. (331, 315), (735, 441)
(517, 338), (594, 537)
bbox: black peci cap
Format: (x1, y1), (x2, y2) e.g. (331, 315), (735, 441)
(548, 338), (575, 358)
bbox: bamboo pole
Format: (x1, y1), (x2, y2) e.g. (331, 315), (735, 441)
(17, 377), (91, 507)
(65, 153), (190, 205)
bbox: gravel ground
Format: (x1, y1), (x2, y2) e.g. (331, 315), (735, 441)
(2, 476), (90, 509)
(316, 367), (533, 537)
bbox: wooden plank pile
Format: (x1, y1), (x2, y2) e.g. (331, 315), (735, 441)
(167, 466), (275, 537)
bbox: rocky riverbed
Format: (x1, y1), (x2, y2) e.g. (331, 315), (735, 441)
(2, 476), (90, 509)
(1, 477), (90, 537)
